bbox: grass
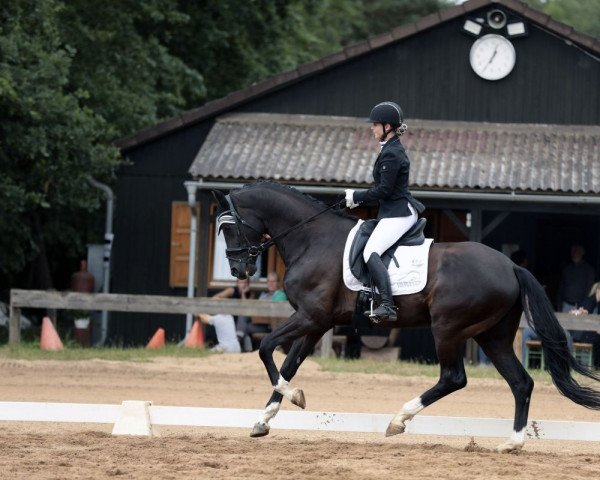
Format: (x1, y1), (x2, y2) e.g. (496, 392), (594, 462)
(313, 356), (556, 384)
(0, 342), (211, 362)
(0, 342), (560, 386)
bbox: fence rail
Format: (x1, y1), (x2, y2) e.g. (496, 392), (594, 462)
(8, 289), (294, 345)
(9, 289), (598, 358)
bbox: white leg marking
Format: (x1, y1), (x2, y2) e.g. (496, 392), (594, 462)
(258, 401), (281, 426)
(496, 429), (525, 453)
(389, 396), (424, 429)
(274, 375), (295, 401)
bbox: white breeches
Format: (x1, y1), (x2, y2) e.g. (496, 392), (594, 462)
(363, 204), (417, 262)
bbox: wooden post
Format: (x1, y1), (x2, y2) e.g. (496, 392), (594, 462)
(9, 303), (21, 345)
(320, 328), (333, 358)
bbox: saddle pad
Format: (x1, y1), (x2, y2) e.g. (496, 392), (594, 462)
(343, 220), (434, 295)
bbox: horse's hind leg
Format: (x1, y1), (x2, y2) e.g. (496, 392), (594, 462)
(386, 339), (467, 436)
(251, 330), (324, 437)
(476, 311), (534, 453)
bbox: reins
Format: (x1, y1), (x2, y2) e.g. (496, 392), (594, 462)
(221, 194), (345, 262)
(258, 198), (346, 250)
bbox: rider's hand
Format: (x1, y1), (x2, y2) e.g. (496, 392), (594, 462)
(345, 189), (358, 209)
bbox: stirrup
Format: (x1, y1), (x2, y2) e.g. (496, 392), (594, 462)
(368, 304), (396, 323)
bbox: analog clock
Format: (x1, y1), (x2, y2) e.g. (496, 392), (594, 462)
(469, 34), (516, 81)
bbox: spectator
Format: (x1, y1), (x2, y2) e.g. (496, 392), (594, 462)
(557, 244), (595, 312)
(259, 271), (287, 302)
(246, 272), (288, 350)
(196, 313), (241, 353)
(213, 278), (255, 301)
(572, 282), (600, 316)
(213, 278), (256, 351)
(569, 282), (600, 367)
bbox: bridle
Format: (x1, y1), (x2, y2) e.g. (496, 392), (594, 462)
(217, 193), (345, 264)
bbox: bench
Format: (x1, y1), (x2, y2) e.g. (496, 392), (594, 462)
(524, 340), (593, 369)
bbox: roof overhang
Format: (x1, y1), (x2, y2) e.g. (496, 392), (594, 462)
(189, 113), (600, 200)
(186, 179), (600, 209)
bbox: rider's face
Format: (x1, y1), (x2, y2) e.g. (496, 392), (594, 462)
(371, 122), (384, 139)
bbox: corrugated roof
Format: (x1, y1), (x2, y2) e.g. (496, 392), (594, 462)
(189, 113), (600, 194)
(116, 0), (600, 152)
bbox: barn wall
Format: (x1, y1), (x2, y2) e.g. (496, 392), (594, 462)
(235, 14), (599, 124)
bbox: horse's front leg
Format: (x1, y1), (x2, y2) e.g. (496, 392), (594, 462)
(251, 327), (324, 437)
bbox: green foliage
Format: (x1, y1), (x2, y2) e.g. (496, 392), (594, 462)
(167, 0), (452, 102)
(0, 0), (121, 282)
(0, 0), (204, 288)
(58, 0), (205, 137)
(524, 0), (600, 38)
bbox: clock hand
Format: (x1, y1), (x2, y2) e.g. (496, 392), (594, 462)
(482, 45), (499, 72)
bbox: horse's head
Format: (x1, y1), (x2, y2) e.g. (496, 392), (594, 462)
(213, 190), (265, 280)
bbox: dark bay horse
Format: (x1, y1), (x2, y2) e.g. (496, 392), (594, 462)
(213, 181), (600, 452)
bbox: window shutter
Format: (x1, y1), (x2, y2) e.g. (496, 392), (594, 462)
(169, 202), (199, 288)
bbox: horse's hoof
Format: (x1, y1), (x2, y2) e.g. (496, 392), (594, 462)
(385, 422), (405, 437)
(291, 389), (306, 409)
(250, 422), (270, 438)
(495, 441), (523, 453)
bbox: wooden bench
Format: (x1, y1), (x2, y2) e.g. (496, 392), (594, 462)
(573, 342), (594, 367)
(524, 339), (594, 369)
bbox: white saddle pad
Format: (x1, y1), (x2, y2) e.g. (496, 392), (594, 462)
(343, 220), (434, 295)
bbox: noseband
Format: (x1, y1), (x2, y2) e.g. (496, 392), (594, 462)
(217, 193), (345, 264)
(217, 195), (265, 264)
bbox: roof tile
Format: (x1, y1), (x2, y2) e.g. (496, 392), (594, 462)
(190, 113), (600, 194)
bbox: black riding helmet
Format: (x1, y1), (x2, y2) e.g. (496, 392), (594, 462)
(367, 101), (404, 126)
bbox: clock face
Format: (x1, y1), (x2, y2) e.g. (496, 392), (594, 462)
(469, 34), (516, 81)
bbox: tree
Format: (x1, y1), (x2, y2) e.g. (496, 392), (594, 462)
(58, 0), (205, 138)
(0, 1), (121, 289)
(524, 0), (600, 38)
(167, 0), (451, 103)
(0, 0), (209, 292)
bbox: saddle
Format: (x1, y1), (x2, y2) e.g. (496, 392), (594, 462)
(349, 217), (427, 287)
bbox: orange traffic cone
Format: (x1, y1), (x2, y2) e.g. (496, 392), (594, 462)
(146, 328), (165, 349)
(184, 320), (204, 348)
(40, 316), (64, 351)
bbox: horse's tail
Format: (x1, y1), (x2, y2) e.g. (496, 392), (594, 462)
(514, 265), (600, 409)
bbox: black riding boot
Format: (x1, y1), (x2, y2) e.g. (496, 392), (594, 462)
(365, 253), (396, 321)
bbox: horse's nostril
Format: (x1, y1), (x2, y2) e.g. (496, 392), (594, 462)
(231, 268), (238, 277)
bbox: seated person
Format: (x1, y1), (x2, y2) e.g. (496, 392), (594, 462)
(212, 278), (256, 352)
(243, 272), (289, 350)
(258, 272), (287, 302)
(197, 313), (241, 353)
(569, 282), (600, 367)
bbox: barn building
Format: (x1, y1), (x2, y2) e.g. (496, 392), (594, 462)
(110, 0), (600, 353)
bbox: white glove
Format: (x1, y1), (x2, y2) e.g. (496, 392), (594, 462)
(345, 189), (359, 209)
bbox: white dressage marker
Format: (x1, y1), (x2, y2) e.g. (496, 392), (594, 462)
(0, 401), (598, 442)
(112, 400), (158, 436)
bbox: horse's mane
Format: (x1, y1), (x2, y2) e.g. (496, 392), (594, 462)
(234, 180), (356, 220)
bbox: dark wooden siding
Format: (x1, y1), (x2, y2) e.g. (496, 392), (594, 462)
(236, 15), (599, 124)
(110, 123), (213, 344)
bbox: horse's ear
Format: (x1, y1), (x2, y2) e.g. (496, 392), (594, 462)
(212, 190), (229, 213)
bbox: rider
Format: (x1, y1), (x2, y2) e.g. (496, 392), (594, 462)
(345, 101), (425, 321)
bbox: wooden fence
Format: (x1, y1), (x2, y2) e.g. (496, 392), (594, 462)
(9, 289), (599, 359)
(8, 289), (300, 344)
